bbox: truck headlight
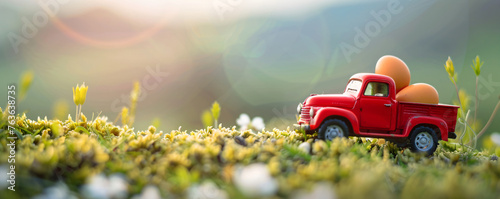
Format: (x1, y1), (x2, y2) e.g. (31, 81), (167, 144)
(297, 103), (303, 114)
(309, 107), (315, 118)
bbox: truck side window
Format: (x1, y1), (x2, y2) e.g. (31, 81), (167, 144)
(364, 82), (389, 97)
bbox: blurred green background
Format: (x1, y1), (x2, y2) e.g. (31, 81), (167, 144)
(0, 0), (499, 140)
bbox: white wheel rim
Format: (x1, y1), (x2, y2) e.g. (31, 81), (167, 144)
(325, 125), (343, 140)
(415, 132), (433, 151)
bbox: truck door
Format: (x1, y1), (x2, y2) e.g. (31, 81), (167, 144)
(359, 81), (394, 130)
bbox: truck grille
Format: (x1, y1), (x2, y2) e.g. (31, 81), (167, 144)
(300, 106), (311, 123)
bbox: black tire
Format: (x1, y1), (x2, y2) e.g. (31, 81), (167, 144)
(409, 126), (438, 155)
(318, 119), (349, 141)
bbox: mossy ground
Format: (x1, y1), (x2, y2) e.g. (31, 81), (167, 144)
(0, 114), (499, 199)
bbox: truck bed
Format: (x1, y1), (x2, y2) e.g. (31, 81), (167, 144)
(397, 102), (459, 133)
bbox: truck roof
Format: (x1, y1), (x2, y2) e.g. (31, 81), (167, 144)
(349, 73), (395, 84)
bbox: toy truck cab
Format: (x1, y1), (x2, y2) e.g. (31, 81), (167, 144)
(295, 73), (459, 155)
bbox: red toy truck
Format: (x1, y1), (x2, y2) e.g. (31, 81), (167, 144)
(295, 73), (459, 154)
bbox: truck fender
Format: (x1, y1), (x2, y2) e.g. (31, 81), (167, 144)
(311, 107), (360, 134)
(403, 116), (449, 141)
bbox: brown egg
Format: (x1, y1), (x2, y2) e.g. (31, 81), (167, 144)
(375, 55), (411, 93)
(396, 83), (439, 104)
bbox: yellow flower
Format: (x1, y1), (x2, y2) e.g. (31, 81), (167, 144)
(211, 101), (221, 119)
(79, 83), (88, 105)
(444, 57), (456, 82)
(211, 101), (221, 127)
(72, 83), (88, 105)
(72, 86), (78, 105)
(121, 107), (129, 126)
(470, 55), (483, 76)
(201, 110), (213, 127)
(72, 82), (88, 122)
(130, 81), (140, 103)
(19, 70), (34, 101)
(127, 81), (140, 127)
(151, 117), (161, 129)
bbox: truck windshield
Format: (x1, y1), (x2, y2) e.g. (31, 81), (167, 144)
(345, 80), (362, 95)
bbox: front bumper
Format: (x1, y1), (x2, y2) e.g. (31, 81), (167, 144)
(293, 124), (310, 131)
(448, 132), (457, 139)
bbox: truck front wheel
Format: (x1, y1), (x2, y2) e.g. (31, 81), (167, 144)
(409, 126), (438, 155)
(318, 119), (349, 141)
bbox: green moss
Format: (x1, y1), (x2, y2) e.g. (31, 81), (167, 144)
(0, 114), (499, 198)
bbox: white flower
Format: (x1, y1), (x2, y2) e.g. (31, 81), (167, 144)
(251, 117), (265, 131)
(109, 174), (128, 199)
(298, 142), (311, 154)
(82, 173), (128, 199)
(233, 163), (278, 197)
(33, 182), (78, 199)
(491, 132), (500, 146)
(132, 185), (162, 199)
(236, 114), (265, 131)
(236, 114), (251, 130)
(0, 165), (8, 189)
(291, 182), (337, 199)
(187, 181), (228, 199)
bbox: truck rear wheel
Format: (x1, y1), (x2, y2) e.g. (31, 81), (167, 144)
(409, 126), (438, 155)
(318, 119), (349, 141)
